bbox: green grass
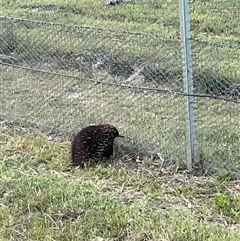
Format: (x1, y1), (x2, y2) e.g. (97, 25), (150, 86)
(1, 0), (240, 84)
(1, 122), (240, 240)
(0, 0), (240, 241)
(0, 2), (239, 239)
(1, 66), (239, 171)
(1, 0), (240, 83)
(0, 0), (239, 177)
(1, 0), (240, 43)
(1, 9), (240, 76)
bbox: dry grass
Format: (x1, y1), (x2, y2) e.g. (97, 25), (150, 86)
(1, 66), (239, 172)
(0, 0), (239, 175)
(1, 1), (240, 238)
(1, 122), (240, 240)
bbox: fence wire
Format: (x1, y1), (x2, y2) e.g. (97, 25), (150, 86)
(0, 16), (187, 165)
(190, 0), (240, 171)
(1, 0), (240, 172)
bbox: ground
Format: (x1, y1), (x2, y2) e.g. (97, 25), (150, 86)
(0, 1), (240, 240)
(0, 122), (240, 240)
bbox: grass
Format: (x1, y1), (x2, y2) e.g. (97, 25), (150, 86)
(1, 0), (240, 43)
(1, 0), (240, 87)
(1, 66), (239, 171)
(0, 1), (239, 239)
(1, 122), (240, 240)
(1, 13), (240, 78)
(0, 66), (187, 162)
(1, 0), (240, 78)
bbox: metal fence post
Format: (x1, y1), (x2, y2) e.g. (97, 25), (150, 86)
(179, 0), (197, 171)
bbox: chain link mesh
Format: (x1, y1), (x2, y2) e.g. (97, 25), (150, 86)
(0, 16), (186, 164)
(1, 0), (239, 171)
(190, 0), (240, 171)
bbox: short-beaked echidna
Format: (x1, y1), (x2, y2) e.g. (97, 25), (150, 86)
(71, 124), (124, 167)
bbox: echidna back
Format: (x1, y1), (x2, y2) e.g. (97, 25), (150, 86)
(71, 124), (120, 166)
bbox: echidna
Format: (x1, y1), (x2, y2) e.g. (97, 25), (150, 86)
(71, 124), (124, 167)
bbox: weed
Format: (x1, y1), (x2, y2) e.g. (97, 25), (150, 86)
(217, 172), (235, 183)
(215, 193), (232, 215)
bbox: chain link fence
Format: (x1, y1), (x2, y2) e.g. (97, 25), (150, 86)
(1, 0), (239, 172)
(0, 16), (186, 165)
(190, 0), (240, 171)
